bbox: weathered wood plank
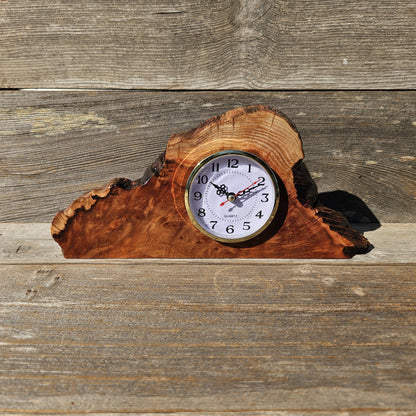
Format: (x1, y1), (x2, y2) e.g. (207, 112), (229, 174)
(0, 222), (415, 264)
(2, 414), (414, 416)
(3, 413), (413, 416)
(0, 91), (415, 223)
(0, 0), (415, 89)
(0, 261), (415, 413)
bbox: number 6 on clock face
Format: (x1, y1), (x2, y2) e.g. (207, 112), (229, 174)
(184, 150), (280, 243)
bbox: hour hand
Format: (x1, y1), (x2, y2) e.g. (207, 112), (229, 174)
(220, 178), (261, 206)
(210, 182), (228, 196)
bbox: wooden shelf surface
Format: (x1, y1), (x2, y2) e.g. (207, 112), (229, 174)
(0, 223), (414, 264)
(0, 223), (415, 413)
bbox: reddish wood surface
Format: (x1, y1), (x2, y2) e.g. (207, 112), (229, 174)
(51, 106), (369, 258)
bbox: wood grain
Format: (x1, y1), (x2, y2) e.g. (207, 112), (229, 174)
(0, 223), (415, 264)
(0, 261), (415, 413)
(51, 106), (369, 258)
(0, 0), (415, 89)
(0, 90), (415, 223)
(0, 0), (414, 412)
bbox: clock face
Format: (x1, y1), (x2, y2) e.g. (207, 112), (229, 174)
(184, 151), (280, 243)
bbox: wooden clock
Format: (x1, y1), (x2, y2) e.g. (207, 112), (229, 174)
(51, 105), (370, 258)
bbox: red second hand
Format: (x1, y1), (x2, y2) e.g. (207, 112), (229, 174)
(220, 179), (261, 206)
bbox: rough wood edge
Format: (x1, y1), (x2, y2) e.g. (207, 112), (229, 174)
(50, 106), (292, 240)
(50, 152), (165, 238)
(50, 105), (369, 257)
(292, 160), (370, 255)
(169, 104), (301, 146)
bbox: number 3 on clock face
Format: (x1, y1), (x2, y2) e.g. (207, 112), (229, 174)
(184, 151), (280, 243)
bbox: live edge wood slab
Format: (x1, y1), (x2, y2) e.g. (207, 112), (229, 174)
(51, 105), (370, 258)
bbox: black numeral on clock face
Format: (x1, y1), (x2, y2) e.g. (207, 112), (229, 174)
(227, 159), (239, 168)
(226, 225), (234, 234)
(193, 191), (202, 200)
(197, 175), (208, 184)
(261, 193), (269, 202)
(198, 208), (206, 217)
(255, 211), (263, 219)
(212, 163), (219, 172)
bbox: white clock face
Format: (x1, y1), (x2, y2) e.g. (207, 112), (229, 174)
(185, 151), (279, 242)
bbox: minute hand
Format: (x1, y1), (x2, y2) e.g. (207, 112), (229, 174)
(241, 181), (263, 195)
(219, 179), (261, 206)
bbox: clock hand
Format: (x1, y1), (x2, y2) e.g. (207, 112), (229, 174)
(210, 182), (228, 196)
(220, 179), (261, 206)
(241, 181), (263, 195)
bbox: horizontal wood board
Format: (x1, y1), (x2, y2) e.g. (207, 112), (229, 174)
(0, 0), (415, 89)
(1, 223), (415, 264)
(1, 90), (415, 223)
(0, 259), (415, 413)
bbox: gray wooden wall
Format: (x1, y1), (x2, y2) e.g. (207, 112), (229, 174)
(0, 1), (415, 414)
(1, 0), (415, 224)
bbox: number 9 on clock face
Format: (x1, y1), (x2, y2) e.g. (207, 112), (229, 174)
(184, 151), (280, 243)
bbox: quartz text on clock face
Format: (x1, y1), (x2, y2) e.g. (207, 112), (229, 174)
(185, 151), (280, 243)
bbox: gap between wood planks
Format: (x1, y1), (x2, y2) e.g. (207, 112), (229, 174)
(16, 87), (416, 92)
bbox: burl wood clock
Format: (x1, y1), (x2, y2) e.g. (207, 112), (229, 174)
(51, 105), (370, 258)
